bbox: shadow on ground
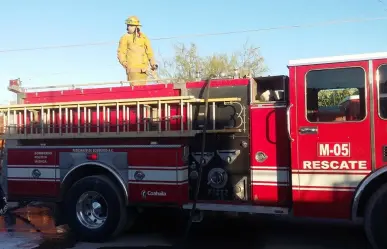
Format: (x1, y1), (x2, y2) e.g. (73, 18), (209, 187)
(0, 207), (370, 249)
(98, 209), (370, 249)
(0, 206), (77, 249)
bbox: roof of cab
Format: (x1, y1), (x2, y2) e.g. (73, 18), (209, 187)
(288, 52), (387, 67)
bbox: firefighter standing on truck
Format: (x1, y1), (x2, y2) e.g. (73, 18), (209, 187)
(117, 16), (158, 86)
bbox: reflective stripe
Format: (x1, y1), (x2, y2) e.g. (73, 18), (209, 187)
(251, 168), (289, 183)
(7, 168), (59, 179)
(293, 173), (366, 188)
(7, 164), (58, 168)
(128, 167), (188, 183)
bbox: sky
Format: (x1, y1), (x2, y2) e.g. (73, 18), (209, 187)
(0, 0), (386, 103)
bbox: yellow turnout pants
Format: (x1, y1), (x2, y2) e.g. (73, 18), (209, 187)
(126, 68), (148, 86)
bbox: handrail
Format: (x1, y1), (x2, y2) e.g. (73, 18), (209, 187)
(286, 103), (294, 142)
(18, 77), (180, 92)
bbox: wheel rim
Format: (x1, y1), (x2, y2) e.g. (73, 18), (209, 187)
(76, 191), (108, 229)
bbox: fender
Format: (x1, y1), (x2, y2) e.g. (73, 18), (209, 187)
(61, 161), (128, 205)
(351, 166), (387, 221)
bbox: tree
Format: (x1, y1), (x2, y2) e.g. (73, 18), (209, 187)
(158, 40), (268, 82)
(318, 88), (359, 107)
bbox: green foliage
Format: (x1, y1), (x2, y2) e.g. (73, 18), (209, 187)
(318, 88), (359, 107)
(158, 40), (268, 82)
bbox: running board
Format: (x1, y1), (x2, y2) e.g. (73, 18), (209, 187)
(182, 203), (289, 215)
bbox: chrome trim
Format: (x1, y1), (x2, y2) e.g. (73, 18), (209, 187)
(76, 191), (108, 229)
(286, 104), (294, 141)
(250, 103), (287, 109)
(369, 60), (376, 171)
(299, 126), (318, 134)
(376, 64), (387, 119)
(61, 162), (128, 205)
(288, 51), (387, 66)
(249, 78), (253, 105)
(182, 203), (289, 215)
(351, 167), (387, 220)
(7, 144), (183, 149)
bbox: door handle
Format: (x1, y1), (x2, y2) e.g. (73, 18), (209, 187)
(299, 127), (318, 134)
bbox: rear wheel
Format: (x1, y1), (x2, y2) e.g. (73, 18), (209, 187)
(364, 183), (387, 249)
(65, 175), (129, 242)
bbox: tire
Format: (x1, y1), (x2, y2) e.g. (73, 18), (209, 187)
(364, 183), (387, 249)
(64, 175), (128, 242)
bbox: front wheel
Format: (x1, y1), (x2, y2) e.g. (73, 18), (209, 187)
(64, 175), (129, 242)
(364, 183), (387, 249)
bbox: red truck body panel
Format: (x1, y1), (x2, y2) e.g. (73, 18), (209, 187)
(249, 103), (290, 206)
(7, 146), (189, 205)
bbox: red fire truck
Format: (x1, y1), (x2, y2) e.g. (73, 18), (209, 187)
(1, 51), (387, 248)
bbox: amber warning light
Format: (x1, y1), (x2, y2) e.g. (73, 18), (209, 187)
(86, 153), (98, 160)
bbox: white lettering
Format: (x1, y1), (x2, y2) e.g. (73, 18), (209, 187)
(34, 152), (52, 155)
(319, 144), (330, 156)
(330, 161), (339, 169)
(302, 160), (368, 170)
(143, 191), (166, 197)
(341, 144), (349, 156)
(317, 143), (351, 157)
(321, 161), (330, 169)
(359, 161), (367, 170)
(312, 161), (321, 169)
(34, 160), (47, 164)
(303, 161), (312, 169)
(333, 144), (341, 156)
(72, 148), (114, 153)
(339, 161), (349, 170)
(33, 151), (52, 164)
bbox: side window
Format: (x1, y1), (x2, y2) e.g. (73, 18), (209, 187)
(306, 67), (366, 122)
(378, 64), (387, 119)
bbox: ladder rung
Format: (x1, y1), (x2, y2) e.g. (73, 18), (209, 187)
(0, 97), (241, 111)
(1, 130), (199, 139)
(0, 96), (198, 111)
(0, 95), (244, 138)
(0, 129), (242, 140)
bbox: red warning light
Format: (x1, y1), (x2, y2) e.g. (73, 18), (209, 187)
(86, 153), (98, 160)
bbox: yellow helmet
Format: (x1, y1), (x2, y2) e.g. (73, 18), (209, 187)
(125, 16), (141, 26)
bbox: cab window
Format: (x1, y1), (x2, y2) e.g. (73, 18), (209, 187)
(378, 64), (387, 119)
(306, 67), (366, 123)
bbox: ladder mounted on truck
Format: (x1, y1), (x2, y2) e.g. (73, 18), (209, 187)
(0, 95), (245, 139)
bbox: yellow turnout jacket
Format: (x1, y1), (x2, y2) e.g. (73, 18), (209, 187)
(117, 32), (155, 72)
